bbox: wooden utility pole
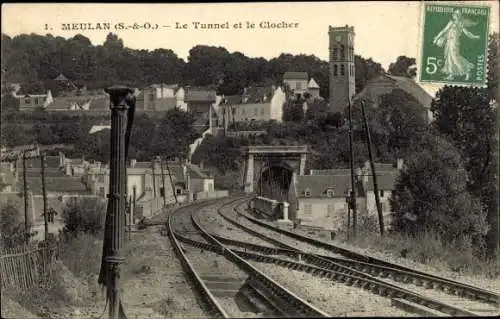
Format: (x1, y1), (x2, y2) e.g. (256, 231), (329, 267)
(164, 159), (178, 204)
(151, 159), (157, 197)
(160, 157), (167, 206)
(361, 100), (384, 236)
(22, 154), (30, 244)
(347, 98), (358, 237)
(98, 85), (133, 319)
(132, 186), (136, 227)
(41, 154), (49, 242)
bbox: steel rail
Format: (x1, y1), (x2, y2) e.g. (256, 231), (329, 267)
(167, 202), (229, 318)
(189, 202), (331, 318)
(176, 230), (478, 317)
(235, 203), (500, 305)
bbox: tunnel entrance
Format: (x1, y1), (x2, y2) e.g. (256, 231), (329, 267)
(257, 164), (293, 202)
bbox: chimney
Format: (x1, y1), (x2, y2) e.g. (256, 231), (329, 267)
(397, 158), (404, 170)
(65, 162), (71, 176)
(130, 159), (137, 168)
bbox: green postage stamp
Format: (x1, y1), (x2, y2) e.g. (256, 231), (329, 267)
(419, 3), (490, 87)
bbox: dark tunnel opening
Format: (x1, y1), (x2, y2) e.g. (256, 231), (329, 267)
(258, 165), (293, 202)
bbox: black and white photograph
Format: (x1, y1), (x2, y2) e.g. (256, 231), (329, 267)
(0, 2), (499, 318)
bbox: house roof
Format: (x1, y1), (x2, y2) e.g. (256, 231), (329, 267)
(24, 156), (60, 169)
(283, 72), (309, 80)
(185, 88), (217, 102)
(186, 163), (210, 179)
(310, 169), (352, 176)
(222, 95), (243, 105)
(242, 86), (275, 104)
(307, 78), (320, 89)
(358, 74), (433, 109)
(54, 73), (69, 81)
(296, 174), (352, 198)
(364, 172), (400, 191)
(25, 176), (89, 194)
(89, 125), (111, 134)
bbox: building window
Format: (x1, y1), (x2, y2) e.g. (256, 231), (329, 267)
(160, 187), (165, 197)
(380, 190), (385, 197)
(254, 108), (258, 116)
(176, 188), (182, 195)
(99, 187), (105, 197)
(35, 98), (39, 105)
(25, 98), (31, 104)
(98, 174), (104, 182)
(381, 203), (387, 212)
(304, 188), (311, 197)
(296, 82), (302, 90)
(304, 203), (312, 216)
(327, 189), (335, 198)
(340, 45), (345, 60)
(341, 65), (345, 76)
(149, 94), (154, 101)
(260, 108), (265, 116)
(333, 48), (339, 60)
(334, 65), (338, 76)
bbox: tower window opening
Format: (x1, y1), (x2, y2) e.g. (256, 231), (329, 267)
(334, 65), (338, 76)
(341, 65), (345, 76)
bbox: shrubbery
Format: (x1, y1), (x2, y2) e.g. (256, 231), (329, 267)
(0, 204), (33, 249)
(62, 197), (106, 236)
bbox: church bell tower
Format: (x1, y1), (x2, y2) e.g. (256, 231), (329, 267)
(328, 25), (355, 113)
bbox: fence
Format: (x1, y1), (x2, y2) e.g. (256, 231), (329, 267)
(0, 240), (61, 291)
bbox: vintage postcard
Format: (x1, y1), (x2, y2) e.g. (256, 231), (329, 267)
(1, 2), (499, 319)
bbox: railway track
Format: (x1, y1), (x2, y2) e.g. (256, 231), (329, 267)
(233, 203), (500, 306)
(168, 197), (330, 318)
(201, 200), (499, 317)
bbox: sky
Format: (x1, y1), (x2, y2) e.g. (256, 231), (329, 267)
(2, 1), (499, 94)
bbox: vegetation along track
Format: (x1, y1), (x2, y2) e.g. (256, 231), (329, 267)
(168, 196), (330, 318)
(208, 201), (499, 316)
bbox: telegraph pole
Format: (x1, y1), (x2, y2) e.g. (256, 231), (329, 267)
(22, 154), (30, 244)
(164, 160), (178, 204)
(160, 157), (167, 207)
(99, 85), (133, 319)
(347, 97), (358, 237)
(361, 100), (384, 236)
(41, 154), (49, 242)
(152, 159), (157, 197)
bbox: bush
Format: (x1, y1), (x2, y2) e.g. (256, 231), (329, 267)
(62, 197), (106, 236)
(0, 204), (32, 249)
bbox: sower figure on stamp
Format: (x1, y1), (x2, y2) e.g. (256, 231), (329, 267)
(433, 9), (480, 81)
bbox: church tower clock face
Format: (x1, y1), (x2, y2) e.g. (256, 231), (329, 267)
(335, 35), (342, 42)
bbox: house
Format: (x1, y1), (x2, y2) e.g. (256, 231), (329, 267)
(229, 86), (286, 123)
(307, 78), (321, 99)
(0, 155), (95, 240)
(15, 91), (50, 111)
(142, 84), (187, 111)
(283, 72), (309, 97)
(357, 159), (404, 229)
(292, 174), (364, 231)
(187, 162), (214, 194)
(185, 87), (217, 120)
(356, 74), (434, 123)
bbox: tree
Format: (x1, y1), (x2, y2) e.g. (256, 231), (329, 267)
(355, 55), (385, 93)
(390, 136), (488, 248)
(152, 108), (197, 161)
(62, 197), (106, 235)
(388, 56), (417, 78)
(283, 99), (305, 122)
